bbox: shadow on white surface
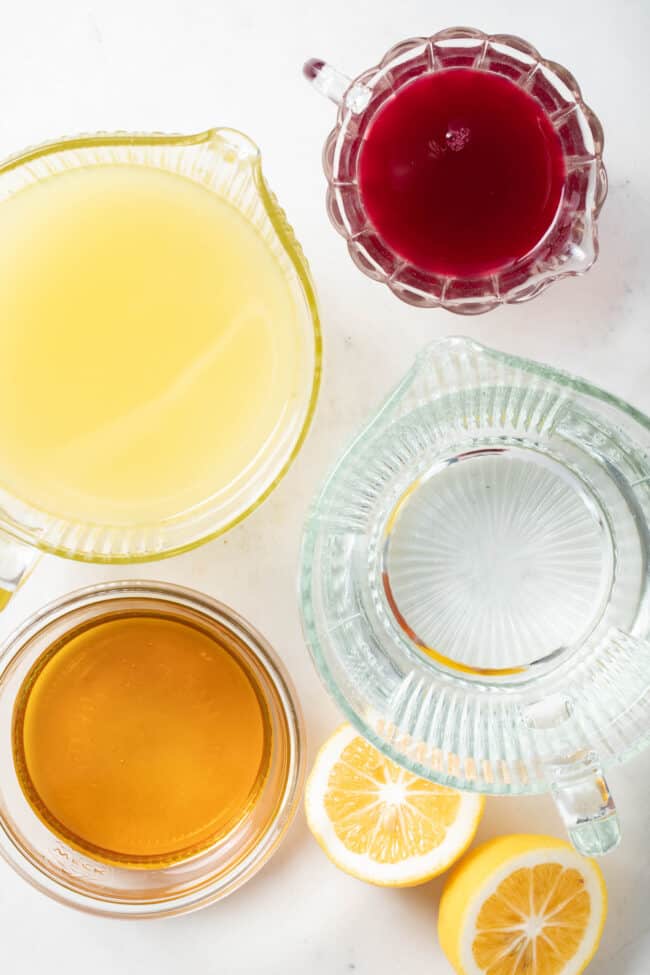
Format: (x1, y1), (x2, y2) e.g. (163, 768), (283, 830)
(591, 930), (650, 975)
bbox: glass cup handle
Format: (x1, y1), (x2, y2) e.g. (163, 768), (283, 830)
(523, 696), (621, 857)
(548, 751), (621, 857)
(303, 59), (371, 113)
(0, 530), (40, 610)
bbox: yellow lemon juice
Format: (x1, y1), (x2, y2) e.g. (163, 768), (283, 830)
(0, 163), (303, 525)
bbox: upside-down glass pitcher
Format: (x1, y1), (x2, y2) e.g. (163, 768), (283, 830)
(300, 337), (650, 855)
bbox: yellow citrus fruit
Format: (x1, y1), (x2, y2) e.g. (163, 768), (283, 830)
(438, 834), (607, 975)
(304, 724), (484, 886)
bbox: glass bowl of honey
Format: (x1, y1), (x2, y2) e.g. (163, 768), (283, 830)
(0, 581), (304, 917)
(305, 27), (606, 314)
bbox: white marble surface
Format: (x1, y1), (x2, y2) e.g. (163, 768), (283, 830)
(0, 0), (649, 971)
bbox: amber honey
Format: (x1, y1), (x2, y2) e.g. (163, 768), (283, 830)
(12, 611), (271, 868)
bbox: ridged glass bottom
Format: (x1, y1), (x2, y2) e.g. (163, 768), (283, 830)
(382, 446), (613, 673)
(301, 339), (650, 797)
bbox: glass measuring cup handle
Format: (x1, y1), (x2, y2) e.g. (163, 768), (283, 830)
(303, 59), (372, 113)
(548, 752), (621, 857)
(523, 698), (622, 857)
(0, 531), (40, 610)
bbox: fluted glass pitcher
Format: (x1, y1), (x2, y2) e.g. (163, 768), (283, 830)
(300, 337), (650, 855)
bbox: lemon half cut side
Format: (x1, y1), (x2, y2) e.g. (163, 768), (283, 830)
(305, 724), (485, 887)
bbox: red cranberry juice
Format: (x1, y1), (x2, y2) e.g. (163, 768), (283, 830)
(358, 68), (566, 277)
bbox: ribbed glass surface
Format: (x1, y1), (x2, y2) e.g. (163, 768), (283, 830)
(300, 338), (650, 794)
(322, 28), (606, 314)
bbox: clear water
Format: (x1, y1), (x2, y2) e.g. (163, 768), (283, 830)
(301, 340), (650, 798)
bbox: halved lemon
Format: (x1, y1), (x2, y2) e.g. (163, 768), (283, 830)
(438, 834), (607, 975)
(304, 724), (484, 886)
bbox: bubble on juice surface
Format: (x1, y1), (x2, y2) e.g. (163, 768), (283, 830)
(446, 123), (471, 152)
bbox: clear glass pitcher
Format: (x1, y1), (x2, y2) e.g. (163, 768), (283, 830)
(0, 128), (321, 607)
(304, 27), (606, 314)
(300, 337), (650, 855)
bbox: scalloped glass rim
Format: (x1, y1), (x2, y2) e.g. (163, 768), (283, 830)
(0, 129), (322, 562)
(299, 337), (650, 795)
(323, 27), (607, 314)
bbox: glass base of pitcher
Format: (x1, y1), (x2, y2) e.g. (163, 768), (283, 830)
(379, 444), (615, 677)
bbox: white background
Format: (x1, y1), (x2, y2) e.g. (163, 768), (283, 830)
(0, 1), (648, 972)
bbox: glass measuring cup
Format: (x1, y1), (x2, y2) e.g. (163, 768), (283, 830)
(300, 337), (650, 855)
(305, 27), (606, 314)
(0, 128), (321, 607)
